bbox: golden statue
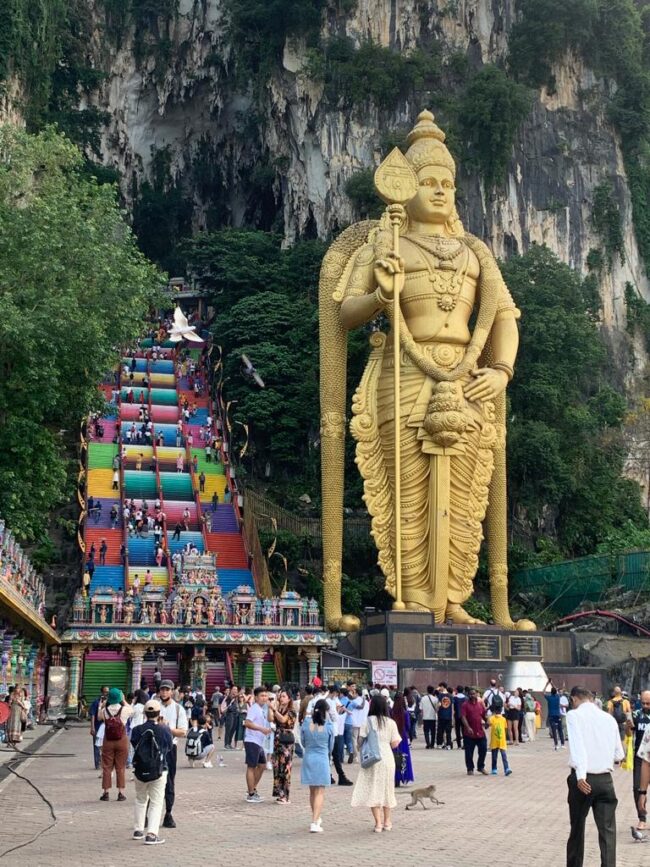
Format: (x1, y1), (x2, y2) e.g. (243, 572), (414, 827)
(320, 110), (535, 633)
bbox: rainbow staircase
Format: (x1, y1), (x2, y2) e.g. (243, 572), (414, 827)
(84, 337), (255, 602)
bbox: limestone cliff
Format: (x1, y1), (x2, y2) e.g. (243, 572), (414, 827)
(82, 0), (648, 364)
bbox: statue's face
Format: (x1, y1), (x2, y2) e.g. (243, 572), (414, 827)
(407, 165), (455, 225)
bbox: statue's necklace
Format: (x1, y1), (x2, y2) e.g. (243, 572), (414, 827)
(412, 236), (469, 312)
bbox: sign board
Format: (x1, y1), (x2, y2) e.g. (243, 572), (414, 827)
(423, 634), (459, 660)
(509, 636), (543, 658)
(371, 660), (398, 687)
(467, 635), (502, 661)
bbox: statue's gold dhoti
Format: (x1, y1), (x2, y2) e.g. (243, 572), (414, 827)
(354, 338), (499, 621)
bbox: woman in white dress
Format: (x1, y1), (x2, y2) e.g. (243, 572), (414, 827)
(350, 694), (401, 833)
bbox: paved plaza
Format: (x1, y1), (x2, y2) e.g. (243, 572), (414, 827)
(0, 724), (647, 866)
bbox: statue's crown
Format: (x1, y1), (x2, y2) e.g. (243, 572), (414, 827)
(405, 110), (456, 177)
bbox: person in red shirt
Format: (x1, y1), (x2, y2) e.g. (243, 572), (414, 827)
(460, 689), (489, 776)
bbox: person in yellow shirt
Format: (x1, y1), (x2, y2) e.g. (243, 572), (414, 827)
(489, 701), (512, 776)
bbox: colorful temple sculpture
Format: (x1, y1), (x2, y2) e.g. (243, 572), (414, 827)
(0, 518), (60, 719)
(61, 317), (333, 709)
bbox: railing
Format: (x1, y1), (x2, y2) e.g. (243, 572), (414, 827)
(244, 487), (371, 541)
(243, 505), (272, 597)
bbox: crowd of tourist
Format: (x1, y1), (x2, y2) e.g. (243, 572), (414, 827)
(83, 674), (650, 854)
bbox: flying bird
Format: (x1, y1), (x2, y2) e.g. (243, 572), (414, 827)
(241, 353), (265, 388)
(168, 306), (203, 343)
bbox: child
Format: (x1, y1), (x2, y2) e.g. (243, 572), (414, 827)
(488, 700), (512, 776)
(185, 716), (215, 768)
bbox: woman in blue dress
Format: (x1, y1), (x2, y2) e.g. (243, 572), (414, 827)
(391, 692), (414, 787)
(300, 698), (334, 833)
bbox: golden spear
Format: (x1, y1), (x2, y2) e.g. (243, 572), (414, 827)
(373, 148), (418, 612)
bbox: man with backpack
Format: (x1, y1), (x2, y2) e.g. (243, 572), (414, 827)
(131, 699), (173, 845)
(157, 680), (188, 830)
(607, 685), (632, 745)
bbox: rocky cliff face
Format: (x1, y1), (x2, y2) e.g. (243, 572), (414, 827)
(85, 1), (646, 365)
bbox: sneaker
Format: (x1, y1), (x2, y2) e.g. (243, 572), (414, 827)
(467, 770), (474, 775)
(266, 761), (273, 770)
(144, 834), (165, 845)
(554, 745), (559, 751)
(310, 822), (323, 833)
(478, 769), (489, 775)
(133, 831), (145, 841)
(203, 761), (213, 768)
(99, 792), (109, 801)
(162, 814), (176, 828)
(338, 778), (353, 786)
(246, 793), (263, 803)
(505, 769), (513, 776)
(491, 769), (498, 775)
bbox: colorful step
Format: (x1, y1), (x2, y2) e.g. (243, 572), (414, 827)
(198, 474), (228, 502)
(166, 531), (204, 556)
(151, 359), (174, 373)
(150, 388), (178, 406)
(89, 565), (124, 593)
(123, 471), (157, 499)
(88, 469), (118, 498)
(206, 532), (248, 568)
(88, 443), (118, 469)
(218, 568), (254, 594)
(127, 537), (157, 566)
(126, 566), (168, 589)
(201, 504), (238, 532)
(84, 529), (123, 565)
(160, 472), (194, 501)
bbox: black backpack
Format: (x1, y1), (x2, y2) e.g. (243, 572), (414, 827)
(133, 728), (164, 782)
(611, 701), (626, 724)
(491, 695), (504, 714)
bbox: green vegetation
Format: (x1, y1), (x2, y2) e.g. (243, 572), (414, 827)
(591, 181), (625, 267)
(225, 0), (326, 84)
(344, 169), (383, 218)
(0, 126), (163, 540)
(503, 244), (647, 557)
(305, 37), (442, 110)
(624, 282), (650, 350)
(459, 65), (532, 189)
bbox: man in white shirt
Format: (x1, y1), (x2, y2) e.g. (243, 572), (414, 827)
(157, 680), (188, 830)
(243, 687), (272, 803)
(566, 685), (624, 867)
(637, 720), (650, 827)
(421, 686), (439, 749)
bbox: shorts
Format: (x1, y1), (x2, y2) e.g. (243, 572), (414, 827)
(244, 742), (266, 768)
(506, 709), (520, 722)
(199, 745), (213, 760)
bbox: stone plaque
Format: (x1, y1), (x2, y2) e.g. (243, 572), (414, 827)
(509, 635), (543, 657)
(423, 633), (459, 660)
(467, 634), (502, 661)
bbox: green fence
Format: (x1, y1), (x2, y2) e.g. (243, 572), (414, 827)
(512, 550), (650, 615)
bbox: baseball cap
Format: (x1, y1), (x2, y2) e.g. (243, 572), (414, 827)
(160, 679), (174, 689)
(144, 699), (161, 713)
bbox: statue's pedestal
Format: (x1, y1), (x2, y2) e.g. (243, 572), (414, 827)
(355, 611), (606, 693)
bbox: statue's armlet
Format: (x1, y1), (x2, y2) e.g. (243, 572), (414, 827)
(342, 243), (376, 299)
(495, 283), (521, 322)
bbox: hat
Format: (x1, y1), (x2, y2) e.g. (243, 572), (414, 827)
(380, 688), (390, 697)
(144, 699), (161, 713)
(160, 679), (174, 689)
(108, 687), (123, 704)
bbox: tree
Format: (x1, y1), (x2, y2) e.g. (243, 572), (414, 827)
(503, 244), (648, 555)
(0, 125), (163, 539)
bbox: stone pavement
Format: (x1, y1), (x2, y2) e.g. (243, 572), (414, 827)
(0, 722), (647, 867)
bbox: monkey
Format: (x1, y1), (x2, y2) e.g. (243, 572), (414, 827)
(397, 784), (444, 810)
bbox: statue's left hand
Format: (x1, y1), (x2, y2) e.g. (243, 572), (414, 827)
(463, 367), (508, 402)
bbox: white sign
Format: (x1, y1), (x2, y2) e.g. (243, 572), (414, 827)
(371, 660), (398, 687)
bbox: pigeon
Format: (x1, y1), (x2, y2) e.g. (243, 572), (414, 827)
(168, 306), (203, 343)
(241, 353), (265, 388)
(631, 825), (648, 842)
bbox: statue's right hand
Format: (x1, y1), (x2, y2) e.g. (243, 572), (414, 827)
(374, 252), (405, 302)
